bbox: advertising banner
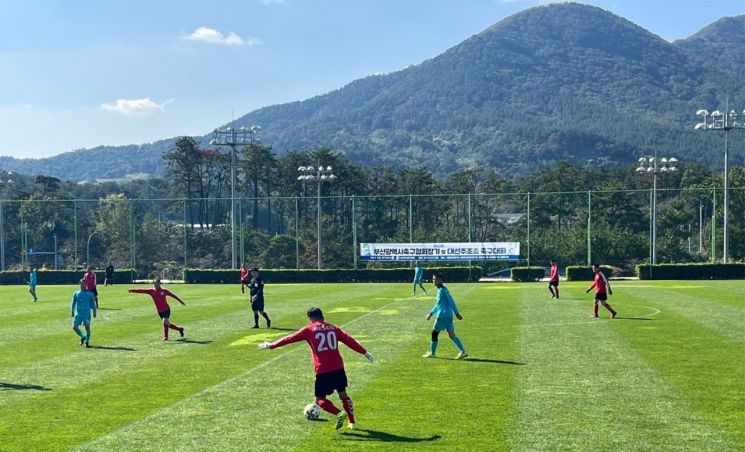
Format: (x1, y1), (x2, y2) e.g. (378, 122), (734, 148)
(359, 242), (520, 261)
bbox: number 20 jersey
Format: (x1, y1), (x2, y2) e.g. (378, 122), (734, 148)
(269, 321), (367, 375)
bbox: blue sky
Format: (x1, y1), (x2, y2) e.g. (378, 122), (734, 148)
(1, 0), (744, 159)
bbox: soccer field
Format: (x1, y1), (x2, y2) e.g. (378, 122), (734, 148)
(1, 280), (745, 451)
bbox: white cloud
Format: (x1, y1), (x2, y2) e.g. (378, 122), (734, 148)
(184, 27), (261, 46)
(101, 98), (170, 116)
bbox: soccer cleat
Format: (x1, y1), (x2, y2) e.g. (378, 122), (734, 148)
(251, 325), (259, 329)
(85, 342), (90, 348)
(179, 327), (185, 338)
(267, 319), (271, 328)
(455, 352), (469, 360)
(80, 337), (86, 346)
(335, 411), (347, 430)
(422, 352), (435, 358)
(612, 311), (617, 319)
(347, 423), (356, 430)
(162, 337), (169, 341)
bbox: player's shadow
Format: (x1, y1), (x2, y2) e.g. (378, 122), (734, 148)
(307, 418), (328, 423)
(452, 357), (525, 365)
(88, 345), (136, 351)
(0, 382), (52, 391)
(174, 338), (213, 345)
(616, 317), (656, 321)
(342, 428), (441, 443)
(267, 327), (296, 332)
(97, 308), (123, 311)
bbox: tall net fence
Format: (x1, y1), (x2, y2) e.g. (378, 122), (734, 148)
(0, 187), (742, 277)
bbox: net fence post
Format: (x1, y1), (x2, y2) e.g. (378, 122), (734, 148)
(352, 195), (357, 270)
(587, 190), (592, 266)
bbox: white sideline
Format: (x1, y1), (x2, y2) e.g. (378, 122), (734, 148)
(75, 298), (402, 450)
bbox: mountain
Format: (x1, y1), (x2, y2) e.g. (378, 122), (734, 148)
(2, 2), (744, 181)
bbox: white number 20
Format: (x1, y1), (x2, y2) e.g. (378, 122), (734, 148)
(315, 331), (338, 352)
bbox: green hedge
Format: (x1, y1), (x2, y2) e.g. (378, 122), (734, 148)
(566, 265), (617, 281)
(0, 270), (136, 285)
(636, 263), (745, 280)
(510, 267), (545, 282)
(184, 267), (482, 284)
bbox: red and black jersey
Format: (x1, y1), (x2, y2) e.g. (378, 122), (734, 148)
(270, 321), (367, 375)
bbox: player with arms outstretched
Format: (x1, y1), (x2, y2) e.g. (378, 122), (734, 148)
(71, 279), (96, 347)
(423, 272), (468, 359)
(586, 264), (617, 318)
(128, 277), (186, 341)
(259, 307), (373, 430)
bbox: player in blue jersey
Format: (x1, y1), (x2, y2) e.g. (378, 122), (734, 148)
(412, 261), (428, 296)
(28, 267), (38, 302)
(71, 279), (97, 347)
(423, 272), (468, 359)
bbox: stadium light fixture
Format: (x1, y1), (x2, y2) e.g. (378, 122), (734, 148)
(297, 164), (336, 270)
(636, 153), (680, 265)
(211, 124), (261, 269)
(694, 104), (745, 262)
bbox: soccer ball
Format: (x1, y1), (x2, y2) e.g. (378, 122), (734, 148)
(304, 403), (321, 420)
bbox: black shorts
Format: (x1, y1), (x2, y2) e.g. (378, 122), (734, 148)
(315, 369), (348, 398)
(549, 280), (559, 287)
(251, 297), (265, 311)
(158, 310), (171, 319)
(89, 287), (98, 297)
(595, 292), (607, 301)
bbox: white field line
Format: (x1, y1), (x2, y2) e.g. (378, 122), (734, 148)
(522, 305), (661, 328)
(75, 298), (402, 450)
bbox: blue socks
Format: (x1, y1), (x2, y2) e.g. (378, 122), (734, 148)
(451, 336), (466, 353)
(430, 341), (438, 356)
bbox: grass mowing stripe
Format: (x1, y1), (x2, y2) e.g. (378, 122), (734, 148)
(300, 284), (523, 451)
(610, 284), (745, 448)
(0, 287), (400, 451)
(74, 294), (411, 451)
(509, 283), (737, 451)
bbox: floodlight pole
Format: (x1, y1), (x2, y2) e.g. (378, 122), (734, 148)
(298, 165), (336, 270)
(211, 125), (261, 269)
(0, 172), (13, 271)
(695, 106), (745, 263)
(636, 151), (678, 265)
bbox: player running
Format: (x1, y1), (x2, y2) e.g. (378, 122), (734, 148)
(83, 266), (99, 308)
(104, 262), (115, 286)
(249, 267), (271, 329)
(259, 307), (373, 430)
(586, 264), (617, 318)
(548, 259), (560, 299)
(423, 272), (468, 359)
(128, 277), (186, 341)
(240, 264), (249, 294)
(412, 261), (428, 296)
(28, 267), (38, 302)
(71, 279), (96, 347)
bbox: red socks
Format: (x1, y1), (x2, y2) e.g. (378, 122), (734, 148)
(341, 396), (356, 424)
(317, 398), (341, 415)
(169, 324), (181, 331)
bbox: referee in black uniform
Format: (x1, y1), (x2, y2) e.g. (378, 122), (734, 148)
(250, 268), (271, 329)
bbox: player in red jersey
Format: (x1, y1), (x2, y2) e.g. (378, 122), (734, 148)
(586, 264), (616, 318)
(83, 266), (99, 308)
(259, 307), (373, 430)
(128, 277), (186, 341)
(240, 264), (249, 294)
(548, 259), (560, 299)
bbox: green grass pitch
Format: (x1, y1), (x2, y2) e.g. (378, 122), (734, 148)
(1, 280), (745, 451)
